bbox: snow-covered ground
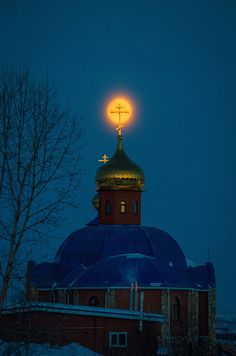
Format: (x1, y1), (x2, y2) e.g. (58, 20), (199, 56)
(0, 341), (103, 355)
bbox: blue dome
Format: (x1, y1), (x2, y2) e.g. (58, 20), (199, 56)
(61, 253), (192, 288)
(55, 219), (187, 273)
(30, 218), (215, 290)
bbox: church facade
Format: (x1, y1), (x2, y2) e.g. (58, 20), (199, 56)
(1, 130), (216, 355)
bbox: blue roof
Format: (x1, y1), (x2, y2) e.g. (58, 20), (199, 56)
(29, 218), (215, 290)
(54, 222), (187, 271)
(64, 253), (191, 288)
(29, 261), (65, 289)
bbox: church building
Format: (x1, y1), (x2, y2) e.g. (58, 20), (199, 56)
(1, 100), (216, 355)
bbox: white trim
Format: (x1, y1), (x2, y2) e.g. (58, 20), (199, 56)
(35, 286), (212, 292)
(3, 302), (165, 323)
(109, 332), (128, 348)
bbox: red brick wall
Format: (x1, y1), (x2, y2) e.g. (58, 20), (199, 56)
(143, 289), (162, 313)
(170, 290), (188, 336)
(115, 289), (130, 309)
(0, 311), (159, 355)
(26, 288), (210, 340)
(38, 290), (53, 302)
(78, 289), (106, 307)
(199, 291), (208, 336)
(98, 190), (141, 224)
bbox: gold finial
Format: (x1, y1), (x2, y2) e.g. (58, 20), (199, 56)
(98, 153), (109, 164)
(110, 102), (129, 137)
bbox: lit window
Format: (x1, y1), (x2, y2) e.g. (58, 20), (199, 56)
(109, 332), (128, 348)
(120, 201), (127, 214)
(134, 201), (138, 215)
(105, 201), (111, 215)
(173, 297), (180, 321)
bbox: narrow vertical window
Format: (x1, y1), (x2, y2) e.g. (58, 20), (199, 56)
(120, 200), (127, 214)
(134, 201), (138, 215)
(105, 200), (111, 215)
(173, 297), (180, 321)
(68, 290), (74, 304)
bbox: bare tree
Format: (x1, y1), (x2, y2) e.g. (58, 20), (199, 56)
(0, 69), (84, 311)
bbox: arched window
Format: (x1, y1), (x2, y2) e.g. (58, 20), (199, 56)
(120, 200), (127, 214)
(173, 297), (180, 321)
(134, 201), (138, 215)
(105, 200), (111, 215)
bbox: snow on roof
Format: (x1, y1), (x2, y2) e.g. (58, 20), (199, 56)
(185, 258), (200, 268)
(3, 302), (165, 323)
(0, 341), (103, 355)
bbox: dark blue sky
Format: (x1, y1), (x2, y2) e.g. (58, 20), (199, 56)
(1, 0), (236, 315)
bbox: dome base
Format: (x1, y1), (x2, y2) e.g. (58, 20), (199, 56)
(98, 189), (141, 225)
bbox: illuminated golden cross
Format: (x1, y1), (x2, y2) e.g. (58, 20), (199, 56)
(98, 153), (109, 164)
(110, 103), (129, 136)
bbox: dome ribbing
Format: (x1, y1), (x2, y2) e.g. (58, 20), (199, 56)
(96, 135), (144, 190)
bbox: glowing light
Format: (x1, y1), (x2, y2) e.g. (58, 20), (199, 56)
(106, 97), (133, 133)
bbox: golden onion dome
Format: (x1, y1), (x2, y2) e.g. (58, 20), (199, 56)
(96, 135), (144, 190)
